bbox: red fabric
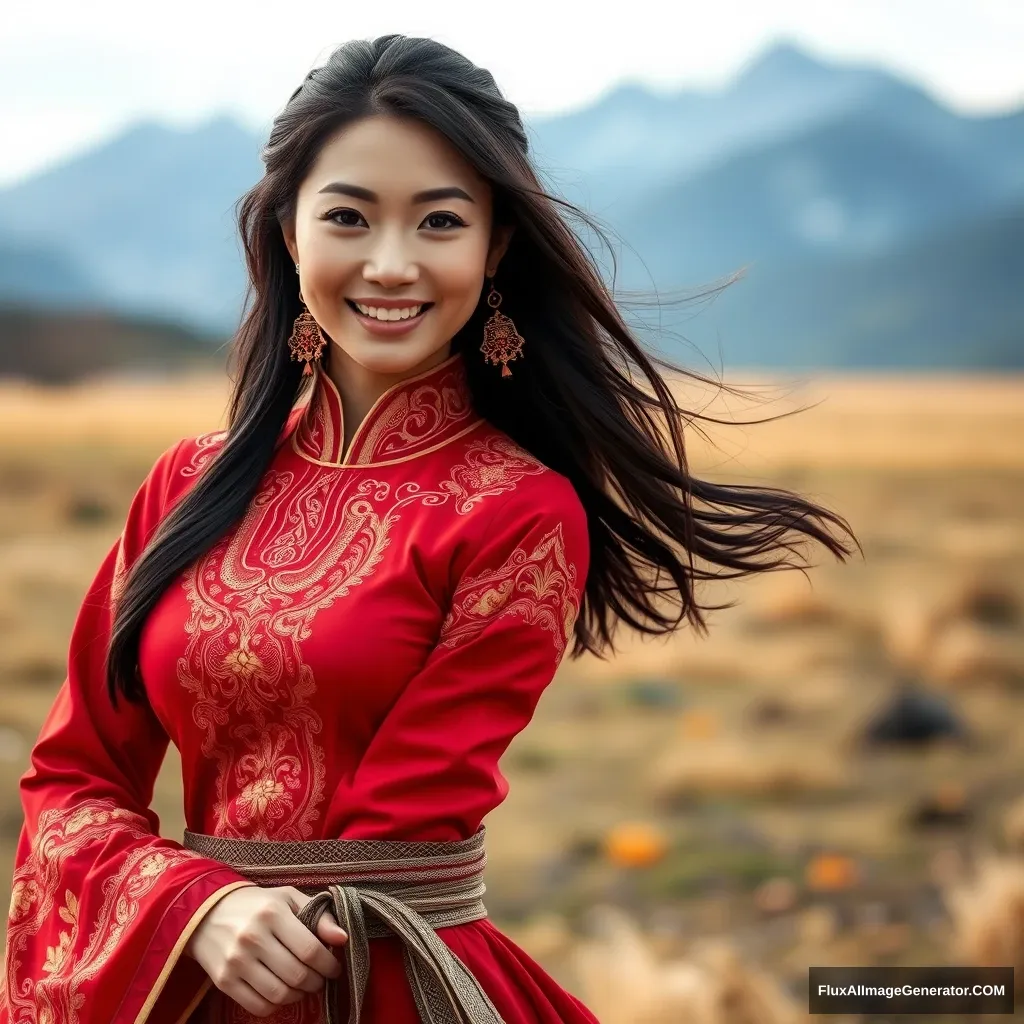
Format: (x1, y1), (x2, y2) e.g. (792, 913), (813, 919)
(1, 351), (598, 1023)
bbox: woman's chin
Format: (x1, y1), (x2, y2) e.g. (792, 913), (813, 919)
(332, 337), (449, 375)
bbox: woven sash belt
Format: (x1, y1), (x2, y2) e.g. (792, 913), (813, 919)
(182, 825), (505, 1024)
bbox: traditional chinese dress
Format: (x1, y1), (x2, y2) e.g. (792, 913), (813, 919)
(1, 350), (598, 1024)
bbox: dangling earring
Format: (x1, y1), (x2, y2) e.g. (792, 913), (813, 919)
(479, 277), (525, 378)
(288, 266), (326, 376)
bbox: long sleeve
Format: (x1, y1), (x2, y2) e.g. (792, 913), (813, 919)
(1, 441), (256, 1024)
(340, 473), (590, 841)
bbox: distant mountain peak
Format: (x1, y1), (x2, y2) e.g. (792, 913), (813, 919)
(733, 39), (836, 91)
(590, 79), (667, 115)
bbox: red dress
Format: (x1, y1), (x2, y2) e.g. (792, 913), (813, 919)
(0, 351), (599, 1024)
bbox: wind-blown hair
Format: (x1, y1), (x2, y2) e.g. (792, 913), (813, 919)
(106, 34), (860, 705)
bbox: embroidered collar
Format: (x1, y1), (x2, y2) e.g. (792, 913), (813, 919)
(292, 351), (483, 467)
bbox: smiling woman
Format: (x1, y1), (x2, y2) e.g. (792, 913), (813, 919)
(0, 32), (859, 1024)
(281, 115), (511, 413)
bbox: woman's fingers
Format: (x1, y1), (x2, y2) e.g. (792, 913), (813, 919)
(258, 934), (332, 995)
(314, 909), (350, 948)
(189, 884), (347, 1013)
(240, 958), (307, 1008)
(286, 888), (350, 949)
(275, 903), (346, 981)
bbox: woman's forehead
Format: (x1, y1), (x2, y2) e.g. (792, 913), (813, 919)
(307, 115), (484, 196)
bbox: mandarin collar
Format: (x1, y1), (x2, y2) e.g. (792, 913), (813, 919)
(291, 351), (482, 467)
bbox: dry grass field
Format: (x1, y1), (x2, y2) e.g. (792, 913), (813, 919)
(2, 368), (1023, 1022)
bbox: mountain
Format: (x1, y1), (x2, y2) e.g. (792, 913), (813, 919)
(645, 201), (1024, 369)
(611, 108), (999, 285)
(528, 42), (905, 212)
(0, 238), (103, 307)
(529, 41), (1024, 216)
(0, 39), (1021, 373)
(0, 115), (262, 332)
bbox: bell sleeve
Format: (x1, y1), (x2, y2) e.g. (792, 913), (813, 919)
(0, 440), (256, 1024)
(342, 473), (590, 841)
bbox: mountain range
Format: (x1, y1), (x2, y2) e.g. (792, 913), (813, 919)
(0, 40), (1021, 373)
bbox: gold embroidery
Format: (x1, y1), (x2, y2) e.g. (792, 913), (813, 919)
(6, 359), (572, 1022)
(8, 880), (40, 924)
(293, 352), (480, 468)
(180, 430), (227, 478)
(3, 799), (204, 1024)
(445, 437), (547, 513)
(111, 434), (220, 608)
(223, 647), (263, 680)
(177, 434), (549, 841)
(295, 373), (340, 463)
(439, 522), (582, 658)
(351, 371), (474, 463)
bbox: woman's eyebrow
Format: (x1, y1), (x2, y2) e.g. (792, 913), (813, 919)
(317, 182), (475, 204)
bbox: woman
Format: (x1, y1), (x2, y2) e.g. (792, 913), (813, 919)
(0, 34), (859, 1024)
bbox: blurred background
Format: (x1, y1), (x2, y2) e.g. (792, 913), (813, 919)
(2, 2), (1023, 1021)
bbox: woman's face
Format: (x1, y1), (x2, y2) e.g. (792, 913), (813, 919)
(283, 113), (513, 378)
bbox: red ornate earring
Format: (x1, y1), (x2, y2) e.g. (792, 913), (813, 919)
(288, 263), (326, 375)
(479, 277), (525, 377)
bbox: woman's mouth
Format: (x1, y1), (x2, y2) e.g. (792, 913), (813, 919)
(344, 299), (434, 337)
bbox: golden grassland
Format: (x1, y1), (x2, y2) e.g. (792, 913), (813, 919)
(1, 369), (1023, 1022)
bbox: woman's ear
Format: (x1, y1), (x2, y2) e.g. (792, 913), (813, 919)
(281, 218), (298, 267)
(486, 223), (516, 277)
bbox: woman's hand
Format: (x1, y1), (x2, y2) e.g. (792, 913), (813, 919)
(185, 884), (349, 1018)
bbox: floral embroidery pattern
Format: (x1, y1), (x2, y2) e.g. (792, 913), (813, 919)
(438, 522), (582, 658)
(3, 799), (202, 1024)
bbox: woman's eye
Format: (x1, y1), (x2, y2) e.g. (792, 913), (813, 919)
(422, 212), (466, 231)
(323, 208), (366, 228)
(321, 209), (466, 230)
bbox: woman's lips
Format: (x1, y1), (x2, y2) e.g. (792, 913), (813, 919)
(345, 300), (433, 337)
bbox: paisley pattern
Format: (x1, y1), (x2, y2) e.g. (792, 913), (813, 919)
(293, 355), (481, 467)
(439, 522), (581, 657)
(181, 430), (228, 477)
(175, 363), (551, 842)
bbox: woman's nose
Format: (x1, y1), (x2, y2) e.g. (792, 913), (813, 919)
(362, 232), (418, 286)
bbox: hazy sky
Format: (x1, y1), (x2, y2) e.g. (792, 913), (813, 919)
(2, 0), (1022, 188)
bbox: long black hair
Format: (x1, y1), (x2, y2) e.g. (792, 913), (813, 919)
(106, 34), (860, 706)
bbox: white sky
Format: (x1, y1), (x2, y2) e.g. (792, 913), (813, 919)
(2, 0), (1022, 189)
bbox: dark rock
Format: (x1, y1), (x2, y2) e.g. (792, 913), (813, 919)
(861, 683), (966, 747)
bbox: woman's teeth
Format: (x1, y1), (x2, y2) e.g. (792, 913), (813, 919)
(351, 301), (426, 321)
